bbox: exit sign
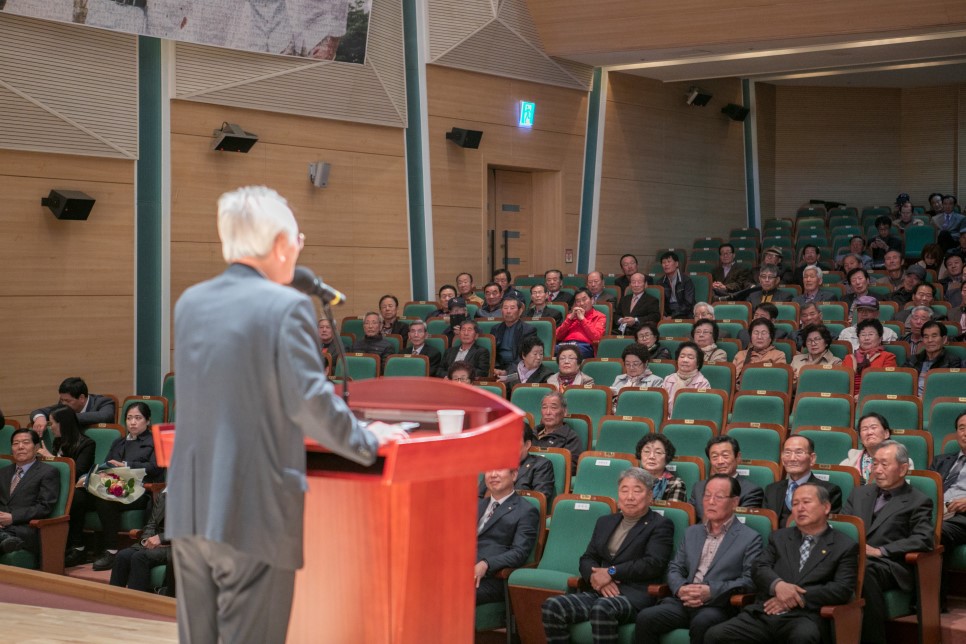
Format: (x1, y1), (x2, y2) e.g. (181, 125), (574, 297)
(518, 101), (536, 127)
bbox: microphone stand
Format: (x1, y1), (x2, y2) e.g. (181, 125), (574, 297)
(321, 300), (351, 405)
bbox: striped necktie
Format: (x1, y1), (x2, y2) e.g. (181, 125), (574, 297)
(10, 467), (24, 495)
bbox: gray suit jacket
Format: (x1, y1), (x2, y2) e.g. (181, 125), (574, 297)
(166, 264), (380, 570)
(666, 519), (762, 608)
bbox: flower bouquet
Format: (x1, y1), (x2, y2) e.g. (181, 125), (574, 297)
(86, 466), (147, 504)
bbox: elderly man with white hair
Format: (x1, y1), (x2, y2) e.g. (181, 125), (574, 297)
(167, 186), (406, 644)
(792, 265), (839, 305)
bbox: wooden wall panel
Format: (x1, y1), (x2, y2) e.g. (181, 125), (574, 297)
(169, 101), (409, 325)
(426, 65), (588, 286)
(900, 87), (959, 201)
(773, 86), (901, 218)
(526, 0), (966, 57)
(596, 73), (747, 273)
(0, 150), (134, 423)
(755, 83), (777, 221)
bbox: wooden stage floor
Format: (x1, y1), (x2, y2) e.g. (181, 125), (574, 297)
(2, 601), (177, 643)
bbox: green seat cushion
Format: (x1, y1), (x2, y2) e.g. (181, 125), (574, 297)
(508, 568), (573, 592)
(475, 602), (506, 632)
(0, 549), (37, 569)
(570, 621), (636, 644)
(884, 589), (913, 618)
(950, 545), (966, 571)
(150, 564), (167, 590)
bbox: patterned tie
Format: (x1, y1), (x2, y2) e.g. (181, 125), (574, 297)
(477, 500), (499, 534)
(630, 294), (641, 311)
(785, 480), (799, 510)
(799, 535), (815, 572)
(945, 455), (966, 492)
(9, 467), (23, 495)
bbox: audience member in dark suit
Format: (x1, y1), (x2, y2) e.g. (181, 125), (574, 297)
(933, 195), (966, 249)
(532, 391), (584, 475)
(438, 320), (491, 379)
(689, 436), (764, 522)
(378, 294), (410, 337)
(30, 376), (116, 433)
(542, 468), (674, 643)
(905, 320), (962, 395)
(525, 284), (564, 324)
(711, 243), (754, 298)
(930, 410), (966, 605)
(37, 407), (95, 482)
(478, 425), (556, 506)
(659, 252), (695, 319)
(0, 428), (60, 554)
(614, 272), (660, 334)
(67, 402), (164, 571)
(586, 271), (616, 305)
(402, 319), (441, 376)
(763, 435), (843, 528)
(842, 440), (934, 644)
(704, 483), (858, 644)
(499, 335), (554, 393)
(789, 245), (834, 288)
(745, 266), (793, 307)
(110, 489), (171, 593)
(792, 266), (840, 305)
(350, 312), (394, 368)
(475, 468), (540, 604)
(491, 297), (537, 372)
(635, 475), (763, 644)
(545, 269), (574, 307)
(614, 254), (640, 295)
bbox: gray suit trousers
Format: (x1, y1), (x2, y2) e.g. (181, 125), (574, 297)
(174, 536), (295, 644)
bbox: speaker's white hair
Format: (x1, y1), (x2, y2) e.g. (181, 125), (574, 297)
(217, 186), (298, 262)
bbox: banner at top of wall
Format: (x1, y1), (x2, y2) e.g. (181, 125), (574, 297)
(1, 0), (371, 64)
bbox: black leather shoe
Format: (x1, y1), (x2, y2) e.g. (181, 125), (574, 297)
(65, 548), (87, 567)
(1, 537), (24, 554)
(92, 552), (116, 571)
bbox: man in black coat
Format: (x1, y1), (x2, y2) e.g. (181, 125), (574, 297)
(930, 409), (966, 606)
(0, 429), (60, 554)
(705, 483), (858, 644)
(402, 320), (442, 376)
(475, 468), (539, 605)
(479, 426), (556, 506)
(842, 440), (934, 644)
(30, 376), (116, 432)
(491, 297), (537, 372)
(689, 436), (763, 522)
(614, 272), (660, 334)
(763, 435), (842, 528)
(542, 468), (674, 642)
(438, 319), (491, 379)
(905, 320), (962, 395)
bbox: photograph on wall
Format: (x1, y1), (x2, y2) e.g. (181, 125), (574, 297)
(0, 0), (371, 63)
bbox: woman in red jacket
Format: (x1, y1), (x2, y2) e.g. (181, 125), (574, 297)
(842, 318), (896, 398)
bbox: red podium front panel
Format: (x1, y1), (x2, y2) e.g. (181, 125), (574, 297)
(154, 378), (523, 643)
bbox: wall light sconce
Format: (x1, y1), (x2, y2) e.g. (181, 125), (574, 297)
(211, 122), (258, 152)
(41, 189), (95, 220)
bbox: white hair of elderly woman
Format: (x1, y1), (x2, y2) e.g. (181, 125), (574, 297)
(217, 186), (299, 262)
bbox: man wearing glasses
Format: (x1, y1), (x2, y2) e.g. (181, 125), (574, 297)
(763, 436), (842, 528)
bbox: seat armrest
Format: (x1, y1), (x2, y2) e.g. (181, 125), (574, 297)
(648, 584), (671, 598)
(730, 593), (755, 608)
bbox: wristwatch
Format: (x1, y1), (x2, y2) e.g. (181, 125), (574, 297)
(607, 566), (617, 576)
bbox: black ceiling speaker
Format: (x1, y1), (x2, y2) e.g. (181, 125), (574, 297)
(721, 103), (750, 122)
(41, 190), (96, 220)
(211, 122), (259, 152)
(446, 127), (483, 149)
(686, 86), (713, 107)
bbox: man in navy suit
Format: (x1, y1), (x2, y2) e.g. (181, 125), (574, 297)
(402, 319), (441, 376)
(634, 474), (762, 644)
(929, 409), (966, 605)
(614, 272), (660, 334)
(0, 428), (59, 554)
(689, 436), (764, 522)
(542, 468), (674, 643)
(763, 435), (842, 528)
(30, 376), (116, 433)
(475, 468), (540, 605)
(705, 483), (858, 644)
(843, 440), (934, 644)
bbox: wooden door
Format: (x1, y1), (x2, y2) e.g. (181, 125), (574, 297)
(490, 169), (534, 278)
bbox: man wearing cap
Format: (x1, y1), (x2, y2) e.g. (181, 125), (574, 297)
(746, 266), (792, 307)
(843, 268), (882, 310)
(838, 296), (898, 350)
(756, 247), (792, 285)
(888, 264), (927, 307)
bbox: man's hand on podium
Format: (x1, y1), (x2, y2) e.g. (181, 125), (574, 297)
(366, 421), (411, 446)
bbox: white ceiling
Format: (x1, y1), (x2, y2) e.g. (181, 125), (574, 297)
(572, 28), (966, 87)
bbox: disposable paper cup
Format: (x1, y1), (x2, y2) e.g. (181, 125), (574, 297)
(437, 409), (465, 435)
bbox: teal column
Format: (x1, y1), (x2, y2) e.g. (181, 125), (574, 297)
(577, 68), (604, 274)
(136, 36), (164, 395)
(402, 0), (432, 300)
(742, 79), (758, 228)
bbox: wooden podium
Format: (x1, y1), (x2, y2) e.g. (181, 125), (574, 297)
(154, 377), (523, 643)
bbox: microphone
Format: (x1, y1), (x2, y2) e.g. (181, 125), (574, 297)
(290, 266), (347, 305)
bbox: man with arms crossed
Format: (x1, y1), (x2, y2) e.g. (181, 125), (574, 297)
(167, 186), (406, 644)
